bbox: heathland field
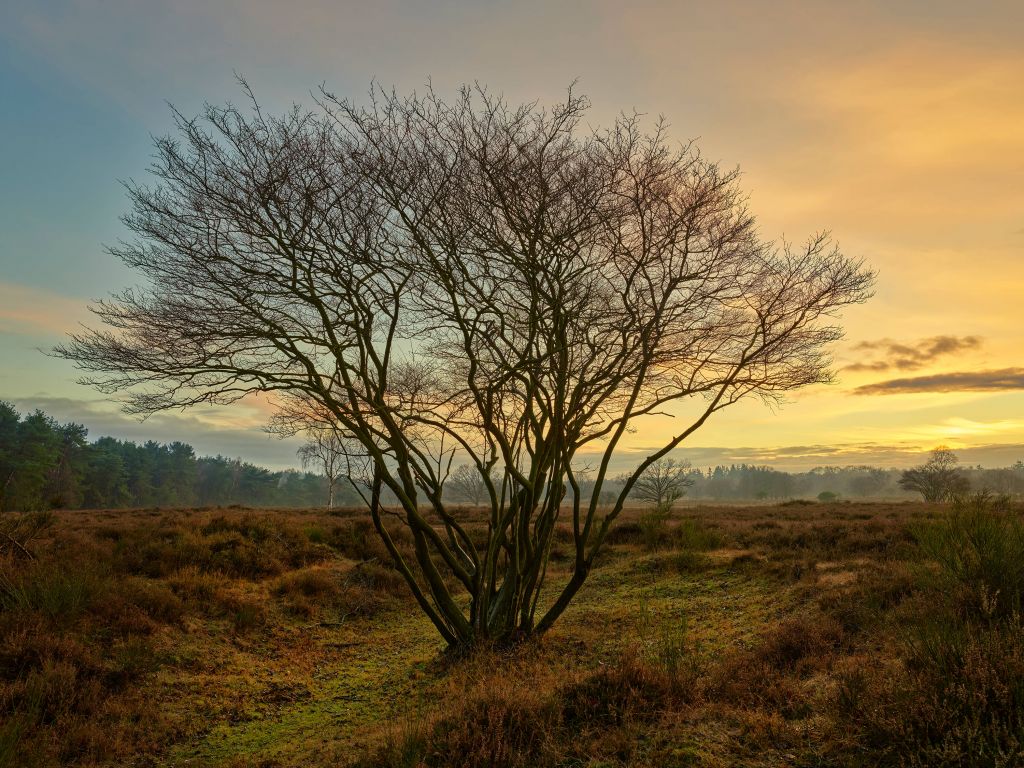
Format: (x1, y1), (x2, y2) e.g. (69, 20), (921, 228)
(2, 498), (1022, 767)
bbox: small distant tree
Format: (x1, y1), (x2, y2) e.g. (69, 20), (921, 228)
(297, 427), (349, 509)
(446, 464), (490, 507)
(627, 458), (695, 512)
(899, 447), (970, 502)
(817, 490), (838, 503)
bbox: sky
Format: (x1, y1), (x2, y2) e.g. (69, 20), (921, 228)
(0, 0), (1022, 471)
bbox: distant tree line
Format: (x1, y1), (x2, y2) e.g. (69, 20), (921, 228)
(0, 402), (357, 512)
(686, 463), (898, 500)
(677, 457), (1023, 502)
(3, 403), (1021, 512)
(573, 454), (1024, 505)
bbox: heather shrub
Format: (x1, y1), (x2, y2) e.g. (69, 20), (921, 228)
(913, 492), (1024, 617)
(638, 505), (673, 550)
(671, 518), (723, 551)
(357, 651), (692, 768)
(849, 616), (1024, 767)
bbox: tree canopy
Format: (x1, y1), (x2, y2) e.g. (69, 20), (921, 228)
(899, 447), (971, 502)
(622, 458), (694, 510)
(56, 83), (875, 647)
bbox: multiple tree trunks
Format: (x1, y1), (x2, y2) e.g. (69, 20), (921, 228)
(55, 83), (874, 647)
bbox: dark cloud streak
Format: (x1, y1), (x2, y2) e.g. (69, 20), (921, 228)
(845, 335), (982, 373)
(609, 441), (1024, 471)
(854, 368), (1024, 395)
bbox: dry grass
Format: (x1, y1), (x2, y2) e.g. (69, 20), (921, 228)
(1, 498), (1020, 767)
(0, 507), (417, 767)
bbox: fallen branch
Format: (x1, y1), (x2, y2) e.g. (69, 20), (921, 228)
(0, 531), (36, 560)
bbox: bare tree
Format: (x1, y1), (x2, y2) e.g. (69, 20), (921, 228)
(55, 83), (874, 648)
(446, 464), (490, 507)
(899, 447), (970, 502)
(626, 458), (695, 511)
(297, 427), (349, 509)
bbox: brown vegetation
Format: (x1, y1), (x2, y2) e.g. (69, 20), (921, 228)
(1, 497), (1021, 767)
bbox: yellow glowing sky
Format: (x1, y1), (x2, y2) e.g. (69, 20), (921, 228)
(0, 1), (1021, 469)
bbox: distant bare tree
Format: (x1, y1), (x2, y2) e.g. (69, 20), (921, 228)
(447, 464), (490, 507)
(625, 458), (694, 511)
(899, 447), (970, 502)
(55, 82), (873, 648)
(297, 427), (348, 509)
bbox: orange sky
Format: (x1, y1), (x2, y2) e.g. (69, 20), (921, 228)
(1, 1), (1021, 469)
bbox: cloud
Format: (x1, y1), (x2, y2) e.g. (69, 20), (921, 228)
(674, 443), (914, 466)
(844, 335), (982, 373)
(600, 440), (1024, 471)
(926, 417), (1024, 438)
(0, 282), (91, 337)
(853, 368), (1024, 395)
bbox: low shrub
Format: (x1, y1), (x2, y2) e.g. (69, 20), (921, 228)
(347, 561), (407, 596)
(657, 549), (710, 574)
(559, 652), (690, 728)
(635, 511), (722, 553)
(91, 576), (184, 634)
(707, 612), (844, 718)
(753, 613), (845, 670)
(327, 519), (412, 564)
(305, 525), (327, 544)
(638, 506), (673, 551)
(0, 513), (54, 560)
(849, 616), (1024, 767)
(0, 561), (102, 625)
(166, 566), (221, 603)
(358, 650), (692, 768)
(671, 518), (722, 551)
(913, 492), (1024, 617)
(110, 514), (333, 580)
(604, 521), (643, 546)
(272, 562), (405, 620)
(818, 561), (918, 635)
(220, 594), (268, 634)
(273, 567), (341, 618)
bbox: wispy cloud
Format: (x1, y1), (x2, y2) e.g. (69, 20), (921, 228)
(854, 368), (1024, 395)
(924, 417), (1024, 438)
(0, 283), (90, 337)
(596, 441), (1024, 471)
(844, 335), (982, 373)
